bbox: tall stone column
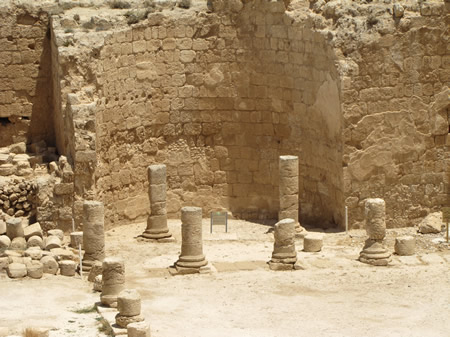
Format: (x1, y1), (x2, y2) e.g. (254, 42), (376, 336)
(359, 198), (391, 266)
(101, 257), (125, 307)
(174, 207), (207, 273)
(279, 155), (303, 232)
(142, 164), (172, 240)
(82, 201), (105, 271)
(268, 218), (297, 270)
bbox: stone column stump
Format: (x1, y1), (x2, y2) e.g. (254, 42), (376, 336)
(101, 257), (125, 307)
(269, 218), (297, 270)
(394, 236), (415, 256)
(142, 165), (173, 241)
(82, 201), (105, 271)
(279, 155), (305, 235)
(115, 289), (145, 328)
(359, 198), (391, 266)
(173, 207), (208, 274)
(303, 233), (323, 252)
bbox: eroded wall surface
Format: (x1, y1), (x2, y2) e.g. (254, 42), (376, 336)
(332, 1), (450, 228)
(0, 4), (54, 148)
(93, 0), (343, 228)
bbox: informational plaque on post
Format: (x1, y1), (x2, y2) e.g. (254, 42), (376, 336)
(210, 211), (228, 233)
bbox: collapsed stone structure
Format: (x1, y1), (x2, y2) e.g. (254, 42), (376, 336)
(0, 0), (447, 234)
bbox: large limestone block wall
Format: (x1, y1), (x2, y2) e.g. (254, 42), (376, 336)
(308, 0), (450, 228)
(93, 0), (343, 228)
(0, 3), (54, 148)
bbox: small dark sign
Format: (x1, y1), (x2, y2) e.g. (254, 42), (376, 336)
(210, 211), (228, 233)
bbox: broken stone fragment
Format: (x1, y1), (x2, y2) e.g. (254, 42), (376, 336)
(6, 218), (24, 239)
(394, 236), (415, 256)
(127, 321), (151, 337)
(418, 212), (443, 234)
(40, 255), (58, 274)
(7, 262), (27, 278)
(303, 233), (324, 252)
(0, 235), (11, 249)
(9, 142), (26, 154)
(50, 247), (75, 261)
(24, 222), (43, 239)
(45, 235), (62, 250)
(27, 235), (44, 249)
(101, 257), (125, 307)
(59, 260), (77, 276)
(24, 247), (43, 260)
(117, 289), (141, 317)
(47, 229), (64, 241)
(27, 260), (44, 279)
(93, 274), (102, 292)
(10, 237), (27, 250)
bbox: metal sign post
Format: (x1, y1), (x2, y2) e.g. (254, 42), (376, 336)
(443, 207), (450, 243)
(73, 218), (83, 280)
(345, 206), (348, 235)
(210, 211), (228, 233)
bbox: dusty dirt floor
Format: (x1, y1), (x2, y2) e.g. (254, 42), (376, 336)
(1, 219), (449, 337)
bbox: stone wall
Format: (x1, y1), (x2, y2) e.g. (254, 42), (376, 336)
(92, 0), (343, 228)
(0, 3), (54, 148)
(333, 1), (450, 228)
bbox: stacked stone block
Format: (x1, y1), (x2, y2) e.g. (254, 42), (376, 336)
(36, 156), (74, 232)
(0, 221), (80, 279)
(174, 206), (208, 274)
(82, 201), (105, 271)
(269, 218), (297, 270)
(115, 289), (144, 328)
(278, 156), (301, 230)
(359, 198), (391, 266)
(142, 164), (172, 240)
(101, 257), (125, 307)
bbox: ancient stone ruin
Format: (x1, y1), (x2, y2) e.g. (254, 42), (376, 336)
(0, 0), (448, 335)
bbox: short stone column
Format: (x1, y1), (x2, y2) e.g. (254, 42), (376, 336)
(359, 198), (391, 266)
(6, 218), (24, 239)
(142, 165), (172, 241)
(394, 236), (415, 256)
(115, 289), (144, 328)
(174, 207), (207, 273)
(269, 218), (297, 270)
(82, 201), (105, 271)
(279, 156), (303, 232)
(303, 233), (323, 252)
(101, 257), (125, 307)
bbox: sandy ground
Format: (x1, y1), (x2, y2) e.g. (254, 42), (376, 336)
(1, 219), (449, 337)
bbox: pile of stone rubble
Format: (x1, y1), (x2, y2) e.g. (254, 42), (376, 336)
(0, 178), (36, 217)
(0, 218), (80, 279)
